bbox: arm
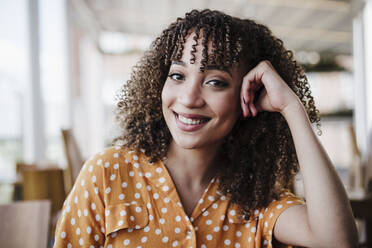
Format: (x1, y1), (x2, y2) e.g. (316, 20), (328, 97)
(241, 61), (359, 248)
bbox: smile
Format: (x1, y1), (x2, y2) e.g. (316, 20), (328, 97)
(173, 111), (210, 131)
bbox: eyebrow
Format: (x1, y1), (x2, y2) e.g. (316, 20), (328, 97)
(171, 60), (232, 77)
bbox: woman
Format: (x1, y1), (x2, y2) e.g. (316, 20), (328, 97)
(54, 9), (358, 248)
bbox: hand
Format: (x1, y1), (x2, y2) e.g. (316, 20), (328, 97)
(240, 60), (300, 118)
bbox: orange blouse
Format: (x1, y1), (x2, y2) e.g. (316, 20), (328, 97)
(53, 146), (305, 248)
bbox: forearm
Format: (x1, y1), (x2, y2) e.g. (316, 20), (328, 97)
(281, 102), (358, 247)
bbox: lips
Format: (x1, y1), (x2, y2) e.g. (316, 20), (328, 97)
(173, 111), (210, 131)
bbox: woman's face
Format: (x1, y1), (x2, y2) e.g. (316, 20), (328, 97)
(161, 34), (245, 150)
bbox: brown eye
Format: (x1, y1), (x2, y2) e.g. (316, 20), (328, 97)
(206, 80), (228, 88)
(168, 73), (184, 81)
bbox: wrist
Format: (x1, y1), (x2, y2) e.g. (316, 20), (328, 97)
(280, 99), (307, 121)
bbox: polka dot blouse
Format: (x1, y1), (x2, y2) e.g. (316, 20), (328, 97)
(53, 146), (305, 248)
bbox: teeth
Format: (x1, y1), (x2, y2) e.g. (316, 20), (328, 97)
(178, 114), (208, 125)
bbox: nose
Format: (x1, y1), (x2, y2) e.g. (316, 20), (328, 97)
(178, 77), (205, 108)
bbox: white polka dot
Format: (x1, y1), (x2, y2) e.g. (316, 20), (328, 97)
(74, 196), (78, 204)
(156, 167), (162, 173)
(213, 226), (220, 232)
(129, 171), (134, 177)
(123, 239), (130, 246)
(76, 227), (81, 235)
(251, 227), (256, 233)
(84, 190), (89, 198)
(91, 203), (96, 210)
(269, 212), (274, 218)
(153, 193), (159, 199)
(248, 237), (252, 242)
(84, 209), (88, 216)
(144, 226), (150, 232)
(202, 211), (209, 216)
(229, 210), (236, 216)
(120, 210), (126, 216)
(110, 174), (116, 181)
(224, 239), (231, 245)
(61, 231), (66, 238)
(235, 242), (241, 248)
(135, 193), (140, 199)
(159, 218), (165, 224)
(147, 203), (151, 209)
(206, 219), (212, 225)
(175, 227), (181, 233)
(146, 185), (152, 191)
(206, 234), (213, 240)
(136, 206), (142, 213)
(79, 238), (84, 245)
(105, 187), (111, 194)
(264, 221), (268, 227)
(114, 163), (119, 169)
(94, 187), (99, 194)
(119, 193), (125, 200)
(175, 216), (181, 222)
(94, 234), (99, 241)
(88, 165), (93, 172)
(71, 218), (76, 225)
(155, 228), (161, 235)
(220, 215), (225, 221)
(212, 203), (218, 209)
(254, 209), (259, 215)
(172, 240), (179, 247)
(122, 182), (128, 188)
(111, 232), (117, 238)
(164, 197), (170, 203)
(133, 155), (139, 160)
(162, 185), (169, 191)
(130, 216), (135, 221)
(263, 240), (268, 245)
(117, 220), (124, 226)
(236, 231), (242, 237)
(114, 153), (119, 158)
(201, 245), (206, 248)
(199, 198), (204, 204)
(149, 214), (154, 220)
(145, 172), (151, 178)
(208, 196), (214, 201)
(276, 204), (283, 209)
(86, 226), (92, 234)
(95, 214), (101, 221)
(133, 162), (140, 168)
(127, 228), (133, 232)
(67, 243), (72, 248)
(221, 195), (226, 200)
(97, 159), (102, 165)
(77, 209), (82, 217)
(259, 213), (263, 219)
(141, 236), (148, 243)
(161, 207), (167, 213)
(104, 161), (109, 167)
(159, 177), (166, 183)
(107, 245), (112, 248)
(162, 236), (169, 243)
(223, 225), (229, 231)
(287, 200), (293, 204)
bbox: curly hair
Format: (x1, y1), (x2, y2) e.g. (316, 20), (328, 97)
(114, 9), (320, 220)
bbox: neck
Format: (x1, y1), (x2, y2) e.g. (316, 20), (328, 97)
(164, 140), (221, 190)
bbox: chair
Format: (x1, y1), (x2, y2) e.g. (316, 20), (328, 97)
(0, 200), (51, 248)
(61, 128), (84, 193)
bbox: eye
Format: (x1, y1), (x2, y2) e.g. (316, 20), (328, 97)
(206, 80), (228, 88)
(168, 72), (184, 81)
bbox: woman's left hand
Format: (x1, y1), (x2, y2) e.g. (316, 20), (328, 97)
(240, 60), (301, 117)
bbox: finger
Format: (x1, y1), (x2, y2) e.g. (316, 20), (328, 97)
(240, 94), (249, 117)
(249, 102), (257, 117)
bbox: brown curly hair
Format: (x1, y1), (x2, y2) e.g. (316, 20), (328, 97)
(114, 9), (320, 219)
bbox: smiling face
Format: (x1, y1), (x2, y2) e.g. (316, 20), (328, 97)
(161, 33), (245, 150)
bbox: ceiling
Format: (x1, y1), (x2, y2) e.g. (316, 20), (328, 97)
(73, 0), (353, 55)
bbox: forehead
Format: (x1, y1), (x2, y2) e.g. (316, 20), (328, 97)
(174, 32), (245, 76)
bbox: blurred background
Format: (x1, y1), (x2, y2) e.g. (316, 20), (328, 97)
(0, 0), (372, 247)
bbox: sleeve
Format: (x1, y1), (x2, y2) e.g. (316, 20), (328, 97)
(53, 152), (106, 248)
(259, 191), (305, 247)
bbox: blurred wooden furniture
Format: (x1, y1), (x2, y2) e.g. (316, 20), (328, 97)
(0, 200), (51, 248)
(20, 164), (66, 215)
(350, 196), (372, 247)
(61, 128), (84, 194)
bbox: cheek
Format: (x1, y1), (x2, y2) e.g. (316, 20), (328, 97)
(212, 92), (241, 119)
